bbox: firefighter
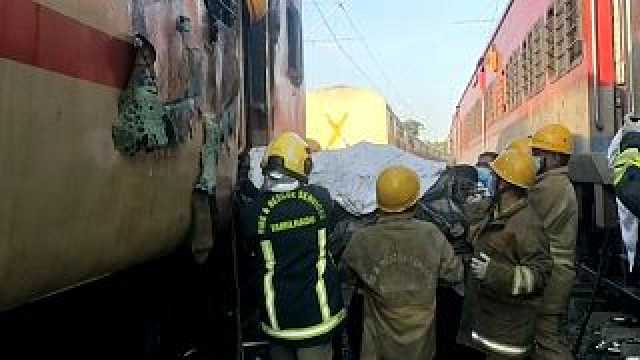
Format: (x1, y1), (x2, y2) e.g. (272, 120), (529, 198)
(239, 132), (345, 360)
(342, 165), (464, 360)
(458, 149), (552, 360)
(613, 124), (640, 218)
(529, 124), (578, 360)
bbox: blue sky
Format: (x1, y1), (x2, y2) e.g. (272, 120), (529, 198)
(303, 0), (509, 141)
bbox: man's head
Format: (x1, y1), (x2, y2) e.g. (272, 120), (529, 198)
(476, 152), (499, 168)
(489, 149), (536, 199)
(452, 165), (479, 204)
(262, 132), (312, 182)
(376, 165), (421, 215)
(531, 124), (573, 174)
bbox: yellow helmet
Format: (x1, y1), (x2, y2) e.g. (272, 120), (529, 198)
(490, 149), (536, 189)
(376, 166), (421, 213)
(305, 138), (322, 153)
(246, 0), (268, 24)
(507, 137), (532, 155)
(263, 132), (311, 179)
(531, 124), (573, 155)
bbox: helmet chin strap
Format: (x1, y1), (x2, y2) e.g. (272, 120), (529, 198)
(263, 171), (300, 192)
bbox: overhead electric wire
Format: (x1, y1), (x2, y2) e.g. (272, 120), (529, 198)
(310, 0), (382, 91)
(304, 36), (360, 44)
(305, 2), (343, 40)
(335, 1), (440, 139)
(451, 19), (496, 25)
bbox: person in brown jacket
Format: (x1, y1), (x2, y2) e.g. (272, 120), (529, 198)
(458, 149), (552, 360)
(342, 165), (464, 360)
(529, 124), (578, 360)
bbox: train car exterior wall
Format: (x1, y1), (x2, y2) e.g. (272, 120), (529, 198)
(450, 0), (618, 164)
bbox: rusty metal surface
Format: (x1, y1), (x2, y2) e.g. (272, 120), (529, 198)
(245, 0), (304, 147)
(0, 0), (241, 310)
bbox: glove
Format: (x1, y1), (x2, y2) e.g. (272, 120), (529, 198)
(471, 252), (491, 280)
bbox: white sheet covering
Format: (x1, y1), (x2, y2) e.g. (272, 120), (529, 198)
(250, 142), (446, 216)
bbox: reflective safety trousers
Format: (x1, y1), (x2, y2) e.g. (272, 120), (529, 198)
(458, 199), (552, 359)
(240, 184), (345, 347)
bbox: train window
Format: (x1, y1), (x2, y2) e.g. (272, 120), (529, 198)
(498, 72), (507, 115)
(545, 4), (557, 80)
(287, 3), (304, 87)
(532, 21), (546, 94)
(521, 38), (530, 98)
(485, 82), (495, 124)
(513, 48), (522, 107)
(565, 0), (582, 67)
(554, 0), (569, 76)
(506, 52), (518, 111)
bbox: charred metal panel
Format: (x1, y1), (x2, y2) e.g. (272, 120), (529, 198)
(113, 36), (169, 155)
(0, 0), (244, 311)
(245, 0), (304, 147)
(196, 117), (222, 194)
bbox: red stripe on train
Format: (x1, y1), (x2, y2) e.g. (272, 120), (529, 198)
(0, 0), (134, 88)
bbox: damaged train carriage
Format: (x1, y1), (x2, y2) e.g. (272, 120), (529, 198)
(0, 0), (304, 358)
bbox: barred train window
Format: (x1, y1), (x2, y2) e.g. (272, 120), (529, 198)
(521, 38), (530, 98)
(532, 20), (545, 93)
(513, 48), (522, 107)
(565, 0), (582, 66)
(545, 4), (557, 80)
(485, 81), (495, 123)
(503, 0), (581, 114)
(556, 0), (569, 75)
(506, 54), (514, 111)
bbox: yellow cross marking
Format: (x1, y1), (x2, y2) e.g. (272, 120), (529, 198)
(325, 113), (348, 147)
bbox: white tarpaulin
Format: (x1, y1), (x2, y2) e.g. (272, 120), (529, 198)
(249, 142), (446, 216)
(608, 121), (640, 271)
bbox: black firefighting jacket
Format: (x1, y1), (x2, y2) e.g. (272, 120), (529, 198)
(240, 184), (345, 347)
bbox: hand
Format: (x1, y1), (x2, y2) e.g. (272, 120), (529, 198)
(471, 252), (491, 280)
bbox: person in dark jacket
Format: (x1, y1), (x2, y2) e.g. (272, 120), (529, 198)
(240, 132), (345, 360)
(458, 149), (552, 360)
(614, 125), (640, 218)
(529, 124), (578, 360)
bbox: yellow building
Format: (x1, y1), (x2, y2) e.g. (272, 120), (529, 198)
(306, 86), (400, 150)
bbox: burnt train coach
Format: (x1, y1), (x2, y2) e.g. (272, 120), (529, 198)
(450, 0), (640, 305)
(0, 0), (304, 358)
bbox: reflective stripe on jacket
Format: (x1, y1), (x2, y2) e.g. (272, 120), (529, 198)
(240, 184), (345, 347)
(614, 148), (640, 218)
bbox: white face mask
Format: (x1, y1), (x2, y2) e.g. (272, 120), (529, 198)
(263, 171), (300, 192)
